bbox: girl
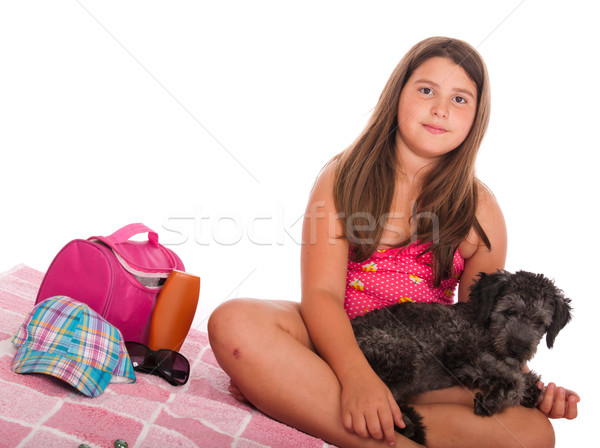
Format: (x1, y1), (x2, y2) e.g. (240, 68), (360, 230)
(208, 37), (578, 448)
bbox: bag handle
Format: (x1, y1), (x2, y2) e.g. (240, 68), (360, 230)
(108, 223), (159, 246)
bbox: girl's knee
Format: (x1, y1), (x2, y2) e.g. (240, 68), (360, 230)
(208, 298), (256, 345)
(208, 299), (296, 346)
(525, 412), (555, 448)
(504, 408), (555, 448)
(208, 298), (311, 356)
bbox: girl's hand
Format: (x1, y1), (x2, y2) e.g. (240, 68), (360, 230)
(341, 371), (405, 445)
(536, 381), (580, 419)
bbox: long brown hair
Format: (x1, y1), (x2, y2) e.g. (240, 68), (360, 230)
(333, 37), (491, 286)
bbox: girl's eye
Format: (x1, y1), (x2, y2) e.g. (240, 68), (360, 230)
(453, 96), (467, 104)
(419, 87), (434, 95)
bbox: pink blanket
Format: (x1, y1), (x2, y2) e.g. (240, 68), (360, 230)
(0, 265), (332, 448)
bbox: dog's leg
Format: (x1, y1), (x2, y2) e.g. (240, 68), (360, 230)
(474, 366), (543, 415)
(452, 353), (523, 416)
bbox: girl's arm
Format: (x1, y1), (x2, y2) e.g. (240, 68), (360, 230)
(299, 162), (404, 446)
(457, 185), (507, 302)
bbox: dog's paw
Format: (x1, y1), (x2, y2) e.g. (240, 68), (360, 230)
(522, 382), (542, 408)
(396, 405), (426, 445)
(474, 385), (523, 416)
(521, 371), (543, 408)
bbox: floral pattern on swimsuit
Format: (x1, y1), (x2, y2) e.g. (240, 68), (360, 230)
(344, 241), (465, 319)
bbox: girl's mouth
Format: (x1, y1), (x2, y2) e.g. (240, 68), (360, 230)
(423, 124), (447, 135)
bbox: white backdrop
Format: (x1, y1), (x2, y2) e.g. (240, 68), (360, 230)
(1, 1), (597, 445)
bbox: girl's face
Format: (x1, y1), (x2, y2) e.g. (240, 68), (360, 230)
(396, 57), (477, 162)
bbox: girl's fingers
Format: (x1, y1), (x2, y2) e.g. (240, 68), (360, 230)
(549, 387), (566, 418)
(377, 408), (396, 445)
(537, 382), (581, 419)
(565, 394), (579, 420)
(537, 382), (555, 415)
(352, 412), (370, 439)
(365, 411), (385, 441)
(342, 411), (354, 433)
(389, 393), (405, 429)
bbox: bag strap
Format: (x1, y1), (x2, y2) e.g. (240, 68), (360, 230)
(89, 223), (182, 272)
(107, 223), (159, 247)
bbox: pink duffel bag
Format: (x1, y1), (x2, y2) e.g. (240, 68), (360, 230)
(35, 223), (184, 343)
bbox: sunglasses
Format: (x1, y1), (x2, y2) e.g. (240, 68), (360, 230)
(125, 341), (190, 386)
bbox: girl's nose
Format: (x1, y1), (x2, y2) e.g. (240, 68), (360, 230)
(431, 100), (448, 119)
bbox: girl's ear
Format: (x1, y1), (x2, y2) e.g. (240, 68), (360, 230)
(468, 270), (511, 327)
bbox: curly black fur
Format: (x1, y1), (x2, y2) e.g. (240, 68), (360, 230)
(351, 270), (572, 443)
(396, 404), (426, 445)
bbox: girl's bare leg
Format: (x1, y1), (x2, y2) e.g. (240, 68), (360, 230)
(410, 388), (555, 448)
(208, 298), (421, 448)
(208, 299), (555, 448)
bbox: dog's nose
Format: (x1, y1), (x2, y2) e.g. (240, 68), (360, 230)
(509, 347), (523, 357)
(508, 339), (530, 359)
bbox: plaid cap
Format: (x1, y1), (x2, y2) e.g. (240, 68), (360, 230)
(11, 296), (135, 397)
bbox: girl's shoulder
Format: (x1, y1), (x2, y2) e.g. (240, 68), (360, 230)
(458, 181), (506, 259)
(476, 182), (504, 226)
(305, 159), (343, 232)
(309, 158), (339, 198)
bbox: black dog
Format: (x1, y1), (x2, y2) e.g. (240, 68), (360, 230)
(351, 270), (572, 444)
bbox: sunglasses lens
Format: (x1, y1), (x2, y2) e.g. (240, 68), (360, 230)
(125, 342), (190, 386)
(156, 350), (190, 385)
(125, 342), (150, 368)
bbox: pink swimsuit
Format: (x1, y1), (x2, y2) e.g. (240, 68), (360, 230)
(344, 242), (464, 319)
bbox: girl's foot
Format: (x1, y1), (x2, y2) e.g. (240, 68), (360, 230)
(229, 379), (250, 403)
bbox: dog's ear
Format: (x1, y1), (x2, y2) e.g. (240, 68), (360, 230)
(546, 293), (572, 348)
(468, 270), (511, 327)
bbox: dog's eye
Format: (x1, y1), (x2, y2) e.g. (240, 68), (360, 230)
(504, 309), (516, 317)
